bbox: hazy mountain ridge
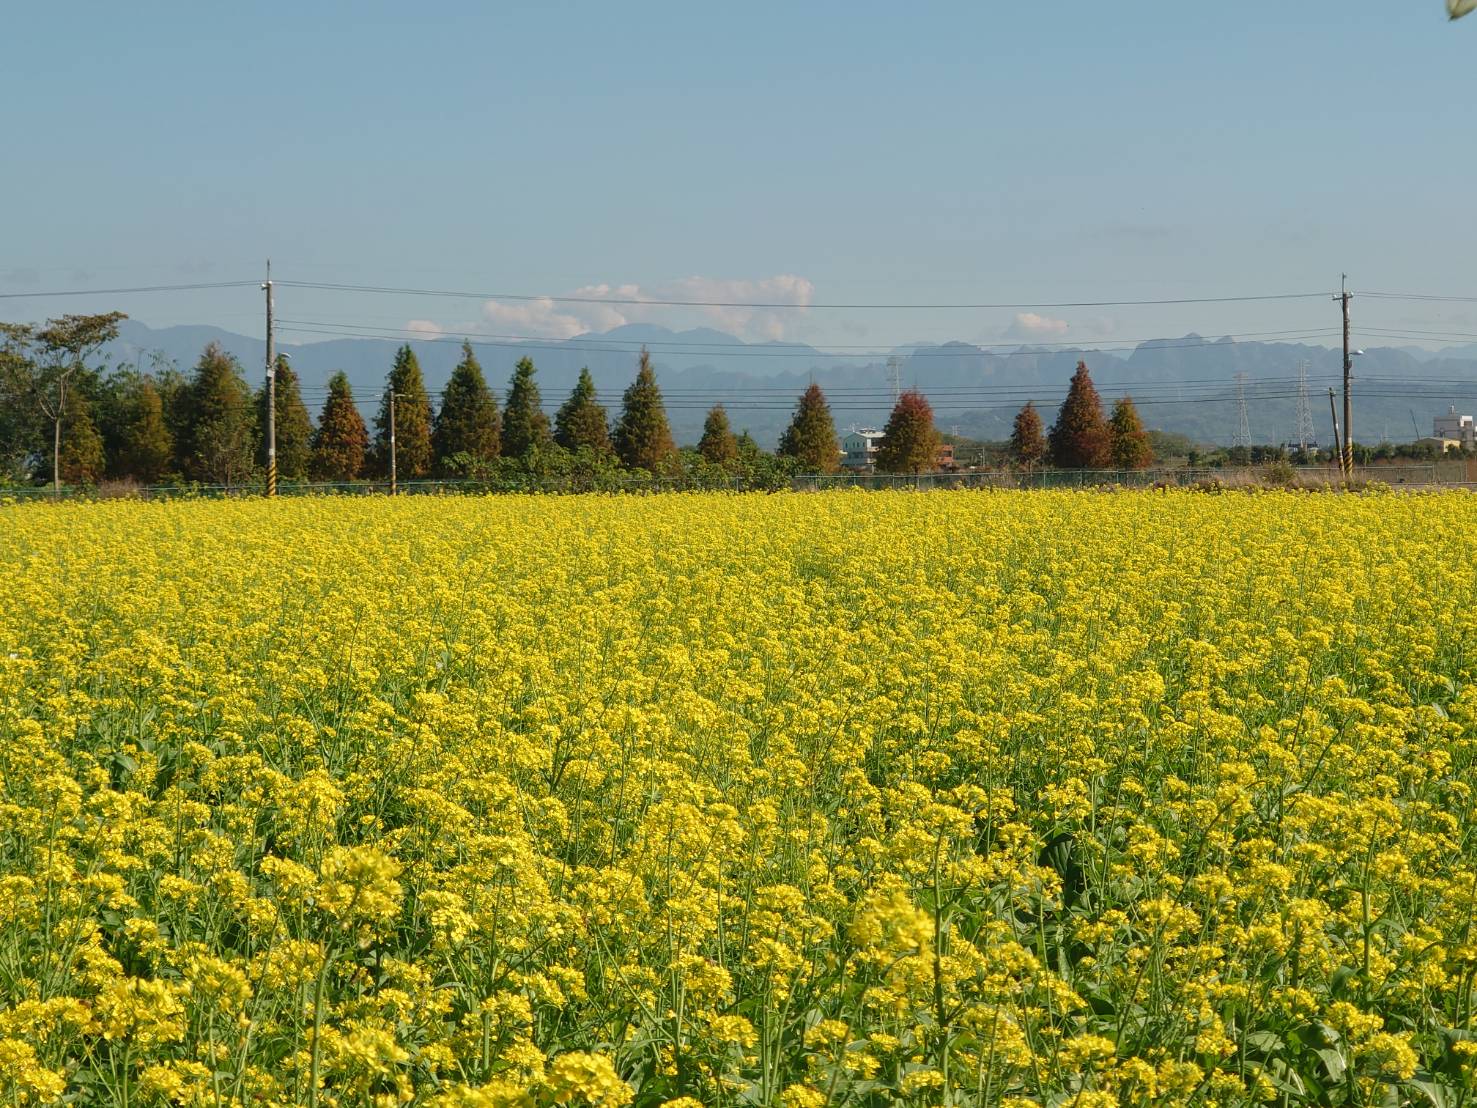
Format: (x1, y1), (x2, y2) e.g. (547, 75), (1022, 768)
(106, 321), (1477, 449)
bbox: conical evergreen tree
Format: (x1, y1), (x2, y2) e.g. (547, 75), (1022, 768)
(502, 357), (551, 458)
(258, 355), (313, 482)
(182, 342), (255, 487)
(92, 371), (135, 477)
(698, 404), (739, 464)
(554, 367), (611, 454)
(373, 345), (433, 478)
(1109, 395), (1154, 469)
(876, 389), (939, 474)
(120, 376), (173, 483)
(58, 387), (105, 485)
(432, 342), (501, 474)
(313, 371), (368, 481)
(1009, 401), (1046, 469)
(613, 348), (675, 471)
(1048, 361), (1110, 469)
(142, 365), (190, 475)
(777, 383), (839, 472)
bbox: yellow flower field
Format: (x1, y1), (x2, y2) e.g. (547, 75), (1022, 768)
(2, 490), (1477, 1107)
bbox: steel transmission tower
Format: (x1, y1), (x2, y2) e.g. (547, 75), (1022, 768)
(1294, 360), (1317, 451)
(1232, 372), (1252, 448)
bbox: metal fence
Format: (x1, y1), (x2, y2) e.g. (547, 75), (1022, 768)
(0, 474), (765, 502)
(789, 463), (1443, 492)
(0, 462), (1456, 502)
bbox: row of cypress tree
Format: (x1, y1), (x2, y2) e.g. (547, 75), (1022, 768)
(32, 342), (1144, 487)
(42, 340), (867, 486)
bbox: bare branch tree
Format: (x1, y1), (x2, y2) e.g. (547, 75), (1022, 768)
(9, 313), (127, 493)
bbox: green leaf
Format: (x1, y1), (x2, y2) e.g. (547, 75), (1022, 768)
(1406, 1077), (1453, 1108)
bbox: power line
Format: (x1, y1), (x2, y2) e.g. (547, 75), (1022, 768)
(276, 317), (1336, 352)
(0, 280), (260, 299)
(1358, 326), (1477, 341)
(274, 321), (1342, 359)
(275, 279), (1332, 311)
(1362, 291), (1477, 303)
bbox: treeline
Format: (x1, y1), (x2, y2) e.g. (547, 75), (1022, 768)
(25, 313), (1371, 492)
(0, 312), (856, 489)
(0, 310), (961, 490)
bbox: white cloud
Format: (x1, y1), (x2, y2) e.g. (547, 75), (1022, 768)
(1005, 312), (1071, 339)
(472, 274), (815, 342)
(406, 319), (445, 339)
(653, 274), (814, 340)
(478, 297), (620, 340)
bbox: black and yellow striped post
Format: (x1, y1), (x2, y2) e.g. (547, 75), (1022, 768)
(264, 264), (277, 497)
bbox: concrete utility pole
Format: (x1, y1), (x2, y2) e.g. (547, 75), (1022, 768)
(264, 261), (276, 497)
(389, 391), (398, 496)
(1338, 275), (1353, 479)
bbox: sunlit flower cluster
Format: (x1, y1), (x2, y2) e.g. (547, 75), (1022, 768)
(2, 489), (1477, 1105)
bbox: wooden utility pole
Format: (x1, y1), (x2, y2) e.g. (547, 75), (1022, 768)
(264, 261), (276, 497)
(1328, 388), (1344, 480)
(389, 391), (398, 495)
(1338, 275), (1353, 479)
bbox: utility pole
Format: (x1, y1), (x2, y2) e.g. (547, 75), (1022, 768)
(1328, 388), (1344, 479)
(388, 391), (398, 496)
(1338, 275), (1353, 479)
(263, 260), (276, 497)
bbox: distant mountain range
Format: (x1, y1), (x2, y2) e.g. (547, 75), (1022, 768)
(106, 320), (1477, 449)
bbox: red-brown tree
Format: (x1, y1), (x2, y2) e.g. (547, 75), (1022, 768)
(1009, 401), (1047, 469)
(1048, 361), (1110, 469)
(876, 390), (940, 474)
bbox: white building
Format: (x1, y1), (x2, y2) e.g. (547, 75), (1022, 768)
(1434, 407), (1477, 449)
(841, 428), (884, 470)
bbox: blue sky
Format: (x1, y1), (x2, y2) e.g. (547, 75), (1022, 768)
(4, 0), (1475, 353)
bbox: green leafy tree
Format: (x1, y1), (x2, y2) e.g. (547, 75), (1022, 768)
(502, 357), (551, 459)
(313, 372), (368, 481)
(1009, 401), (1047, 469)
(0, 312), (126, 491)
(554, 368), (611, 455)
(876, 389), (940, 474)
(612, 348), (676, 472)
(58, 387), (105, 485)
(1109, 395), (1154, 469)
(433, 342), (501, 474)
(258, 356), (314, 482)
(736, 430), (762, 463)
(182, 342), (255, 487)
(777, 384), (840, 472)
(92, 369), (134, 477)
(147, 361), (191, 476)
(1049, 361), (1111, 469)
(0, 336), (38, 481)
(698, 404), (739, 465)
(118, 375), (174, 483)
(373, 345), (433, 478)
